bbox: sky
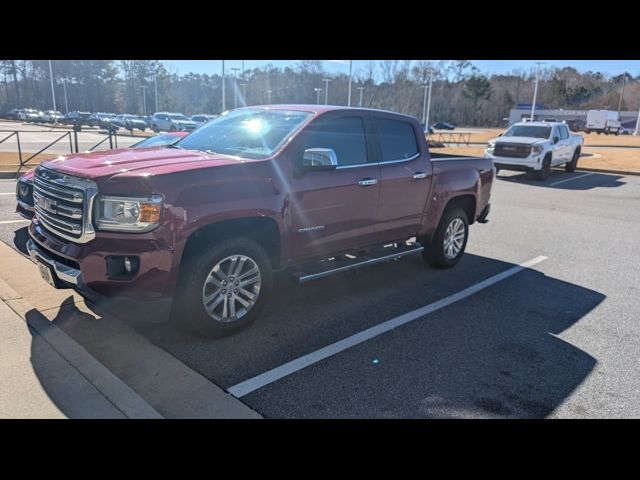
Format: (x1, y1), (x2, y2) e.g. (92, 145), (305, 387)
(163, 60), (640, 79)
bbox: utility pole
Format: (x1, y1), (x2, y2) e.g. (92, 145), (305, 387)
(266, 89), (272, 104)
(635, 103), (640, 136)
(422, 84), (428, 127)
(426, 68), (434, 129)
(231, 67), (240, 109)
(221, 60), (226, 112)
(617, 75), (627, 115)
(63, 78), (69, 114)
(314, 87), (322, 105)
(141, 85), (147, 116)
(347, 60), (353, 107)
(242, 60), (245, 81)
(357, 86), (364, 107)
(323, 78), (331, 105)
(531, 62), (545, 121)
(241, 83), (247, 104)
(154, 75), (159, 113)
(48, 60), (57, 111)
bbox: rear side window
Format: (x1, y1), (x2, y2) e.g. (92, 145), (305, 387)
(374, 118), (419, 162)
(559, 125), (569, 140)
(301, 116), (368, 166)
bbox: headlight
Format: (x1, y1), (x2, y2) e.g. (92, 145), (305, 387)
(531, 145), (543, 155)
(486, 142), (495, 153)
(95, 195), (163, 232)
(16, 179), (32, 199)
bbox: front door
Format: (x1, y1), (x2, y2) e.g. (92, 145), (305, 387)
(286, 113), (381, 262)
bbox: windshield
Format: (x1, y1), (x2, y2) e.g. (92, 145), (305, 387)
(176, 109), (313, 159)
(169, 114), (189, 121)
(503, 125), (551, 139)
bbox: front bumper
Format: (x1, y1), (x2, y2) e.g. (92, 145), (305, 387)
(485, 153), (542, 172)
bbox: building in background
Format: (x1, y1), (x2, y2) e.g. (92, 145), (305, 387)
(508, 104), (639, 130)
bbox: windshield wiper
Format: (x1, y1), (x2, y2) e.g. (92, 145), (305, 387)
(165, 144), (182, 149)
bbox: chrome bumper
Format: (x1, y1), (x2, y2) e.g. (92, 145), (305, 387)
(26, 238), (82, 286)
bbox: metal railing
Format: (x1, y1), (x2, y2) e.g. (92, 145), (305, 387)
(426, 132), (473, 146)
(0, 126), (120, 170)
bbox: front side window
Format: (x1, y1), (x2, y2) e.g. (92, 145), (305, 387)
(559, 126), (569, 140)
(177, 109), (312, 159)
(300, 116), (368, 167)
(169, 114), (189, 121)
(374, 117), (419, 162)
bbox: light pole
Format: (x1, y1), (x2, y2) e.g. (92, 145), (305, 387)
(141, 85), (147, 116)
(422, 84), (428, 127)
(154, 75), (159, 113)
(357, 86), (364, 107)
(347, 60), (353, 107)
(62, 78), (69, 114)
(266, 89), (272, 104)
(634, 103), (640, 136)
(426, 69), (434, 129)
(48, 60), (57, 111)
(323, 78), (331, 105)
(231, 67), (240, 109)
(617, 75), (626, 116)
(221, 60), (226, 112)
(531, 62), (545, 121)
(314, 87), (322, 105)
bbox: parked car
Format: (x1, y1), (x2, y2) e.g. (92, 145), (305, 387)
(120, 114), (147, 132)
(26, 110), (45, 123)
(25, 105), (493, 337)
(41, 110), (64, 123)
(5, 108), (22, 120)
(190, 114), (217, 127)
(15, 132), (191, 219)
(18, 108), (39, 121)
(618, 126), (631, 135)
(484, 121), (583, 180)
(61, 111), (92, 127)
(432, 121), (456, 130)
(151, 112), (198, 132)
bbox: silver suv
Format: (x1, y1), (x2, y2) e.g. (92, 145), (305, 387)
(151, 112), (198, 132)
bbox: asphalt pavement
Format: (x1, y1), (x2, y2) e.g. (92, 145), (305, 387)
(1, 167), (639, 418)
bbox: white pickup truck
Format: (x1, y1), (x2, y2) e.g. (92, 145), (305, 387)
(484, 121), (584, 180)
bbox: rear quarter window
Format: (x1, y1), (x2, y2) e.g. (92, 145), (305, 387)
(374, 118), (419, 162)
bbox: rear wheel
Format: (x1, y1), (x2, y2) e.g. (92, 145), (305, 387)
(565, 148), (580, 172)
(177, 237), (273, 337)
(169, 125), (177, 132)
(534, 155), (551, 180)
(422, 207), (469, 269)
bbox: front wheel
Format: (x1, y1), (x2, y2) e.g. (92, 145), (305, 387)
(177, 237), (273, 337)
(422, 207), (469, 269)
(534, 156), (551, 181)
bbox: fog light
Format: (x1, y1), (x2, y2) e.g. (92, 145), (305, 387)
(124, 256), (132, 273)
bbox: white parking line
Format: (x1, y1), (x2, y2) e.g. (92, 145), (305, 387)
(549, 172), (595, 187)
(0, 192), (16, 195)
(228, 255), (548, 398)
(0, 219), (29, 225)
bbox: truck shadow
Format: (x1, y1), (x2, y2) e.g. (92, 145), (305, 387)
(12, 226), (30, 256)
(124, 253), (602, 418)
(498, 171), (625, 190)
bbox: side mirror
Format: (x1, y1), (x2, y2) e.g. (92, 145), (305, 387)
(302, 148), (338, 171)
(553, 136), (559, 144)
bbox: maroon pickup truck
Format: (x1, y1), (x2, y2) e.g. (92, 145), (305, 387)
(26, 105), (493, 336)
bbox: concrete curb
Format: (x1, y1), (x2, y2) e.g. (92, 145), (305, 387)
(0, 278), (163, 419)
(576, 166), (640, 176)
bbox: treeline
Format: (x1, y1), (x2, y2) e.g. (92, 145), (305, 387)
(1, 60), (638, 126)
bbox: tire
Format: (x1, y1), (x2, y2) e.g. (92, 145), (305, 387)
(176, 237), (273, 337)
(534, 155), (551, 181)
(565, 148), (580, 172)
(169, 125), (177, 132)
(422, 206), (469, 269)
(152, 124), (159, 133)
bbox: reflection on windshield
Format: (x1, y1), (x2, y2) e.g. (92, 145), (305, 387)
(504, 126), (551, 139)
(176, 109), (312, 159)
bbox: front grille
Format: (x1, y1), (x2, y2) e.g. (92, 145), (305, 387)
(33, 166), (98, 243)
(494, 143), (532, 158)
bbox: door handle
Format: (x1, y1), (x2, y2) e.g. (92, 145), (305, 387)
(358, 178), (378, 187)
(412, 172), (428, 180)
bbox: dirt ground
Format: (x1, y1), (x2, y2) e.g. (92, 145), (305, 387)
(0, 152), (56, 171)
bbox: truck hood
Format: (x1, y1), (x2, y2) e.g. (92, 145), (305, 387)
(491, 136), (548, 145)
(40, 147), (253, 180)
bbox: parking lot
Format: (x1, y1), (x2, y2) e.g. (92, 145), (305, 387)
(1, 167), (639, 418)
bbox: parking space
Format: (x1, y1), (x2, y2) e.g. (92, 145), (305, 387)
(1, 169), (639, 418)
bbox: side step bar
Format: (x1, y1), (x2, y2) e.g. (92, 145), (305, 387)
(293, 243), (424, 284)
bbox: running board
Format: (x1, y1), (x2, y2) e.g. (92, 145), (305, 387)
(293, 243), (424, 284)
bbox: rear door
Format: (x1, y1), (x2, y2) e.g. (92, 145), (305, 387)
(556, 124), (571, 163)
(286, 112), (381, 261)
(371, 114), (432, 241)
